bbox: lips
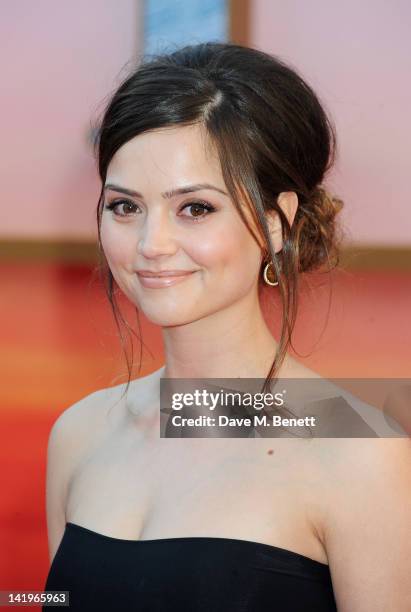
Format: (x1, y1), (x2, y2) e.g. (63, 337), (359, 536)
(137, 270), (194, 277)
(136, 270), (196, 288)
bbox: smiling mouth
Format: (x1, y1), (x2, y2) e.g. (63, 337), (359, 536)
(136, 271), (196, 288)
(137, 270), (195, 277)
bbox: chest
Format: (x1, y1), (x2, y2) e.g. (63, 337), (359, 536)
(65, 430), (327, 560)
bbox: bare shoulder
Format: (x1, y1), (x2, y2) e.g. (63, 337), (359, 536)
(46, 382), (128, 503)
(51, 370), (162, 450)
(307, 438), (411, 610)
(48, 371), (156, 467)
(50, 387), (105, 436)
(305, 437), (411, 515)
(45, 380), (134, 562)
(49, 384), (122, 453)
(306, 436), (411, 488)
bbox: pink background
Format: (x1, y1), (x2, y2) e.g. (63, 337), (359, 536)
(1, 0), (141, 241)
(251, 0), (411, 245)
(1, 0), (409, 245)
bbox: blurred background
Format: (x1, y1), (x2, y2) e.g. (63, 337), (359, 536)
(1, 0), (410, 595)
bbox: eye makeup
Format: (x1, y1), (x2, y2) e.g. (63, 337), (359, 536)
(104, 199), (217, 222)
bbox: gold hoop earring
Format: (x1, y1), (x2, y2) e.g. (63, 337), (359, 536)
(263, 261), (279, 286)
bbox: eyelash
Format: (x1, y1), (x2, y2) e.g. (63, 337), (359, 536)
(104, 199), (216, 222)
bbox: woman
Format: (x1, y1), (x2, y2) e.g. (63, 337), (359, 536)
(43, 42), (411, 610)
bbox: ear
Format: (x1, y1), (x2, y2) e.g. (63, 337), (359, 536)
(266, 191), (299, 254)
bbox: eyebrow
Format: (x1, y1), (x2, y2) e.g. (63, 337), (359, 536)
(104, 182), (228, 199)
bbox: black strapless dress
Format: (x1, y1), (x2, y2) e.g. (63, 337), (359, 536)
(43, 522), (337, 611)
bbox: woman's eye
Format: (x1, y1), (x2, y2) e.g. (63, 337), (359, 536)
(180, 201), (216, 221)
(104, 199), (139, 217)
(104, 199), (216, 221)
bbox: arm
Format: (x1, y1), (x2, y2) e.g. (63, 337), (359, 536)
(323, 438), (411, 611)
(45, 415), (69, 564)
(45, 389), (106, 564)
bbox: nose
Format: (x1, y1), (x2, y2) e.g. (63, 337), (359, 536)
(136, 209), (178, 259)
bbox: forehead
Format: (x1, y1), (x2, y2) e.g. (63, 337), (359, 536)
(106, 123), (224, 189)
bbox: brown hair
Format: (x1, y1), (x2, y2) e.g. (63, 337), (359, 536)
(92, 41), (345, 404)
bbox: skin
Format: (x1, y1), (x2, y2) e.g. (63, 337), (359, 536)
(100, 122), (299, 381)
(45, 122), (411, 611)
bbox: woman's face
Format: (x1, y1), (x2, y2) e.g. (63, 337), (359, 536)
(100, 123), (265, 327)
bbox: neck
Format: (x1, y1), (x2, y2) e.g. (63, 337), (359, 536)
(161, 291), (279, 380)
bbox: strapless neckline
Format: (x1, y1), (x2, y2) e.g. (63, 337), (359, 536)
(65, 521), (330, 570)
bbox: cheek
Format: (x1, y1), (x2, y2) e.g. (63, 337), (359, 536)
(100, 221), (135, 267)
(191, 221), (260, 274)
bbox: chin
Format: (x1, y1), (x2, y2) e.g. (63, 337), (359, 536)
(140, 307), (198, 328)
(147, 315), (195, 328)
